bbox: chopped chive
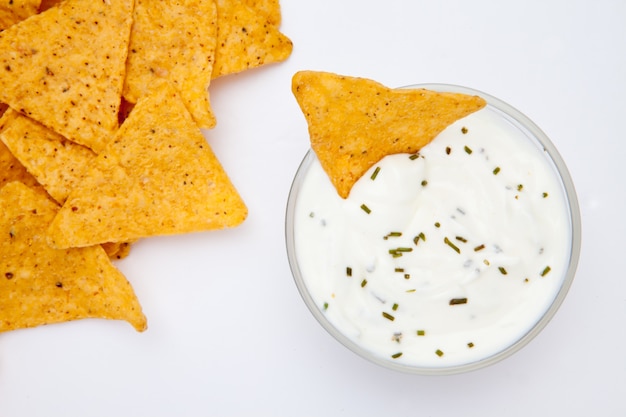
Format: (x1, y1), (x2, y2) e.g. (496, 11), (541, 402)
(483, 259), (490, 266)
(445, 146), (451, 155)
(493, 166), (501, 175)
(474, 244), (485, 252)
(449, 297), (468, 305)
(541, 266), (551, 277)
(543, 192), (549, 198)
(467, 342), (475, 348)
(392, 303), (399, 311)
(464, 145), (473, 154)
(323, 302), (328, 310)
(413, 232), (426, 245)
(435, 349), (444, 357)
(360, 204), (371, 214)
(409, 153), (420, 160)
(382, 312), (395, 321)
(404, 274), (410, 280)
(434, 222), (441, 228)
(498, 266), (508, 275)
(517, 184), (524, 191)
(384, 231), (402, 240)
(461, 126), (468, 134)
(406, 289), (416, 293)
(394, 268), (404, 273)
(370, 166), (381, 180)
(391, 352), (403, 359)
(417, 330), (426, 336)
(444, 237), (461, 254)
(455, 236), (467, 243)
(346, 267), (352, 277)
(421, 180), (428, 187)
(391, 247), (413, 252)
(524, 278), (530, 283)
(361, 279), (368, 287)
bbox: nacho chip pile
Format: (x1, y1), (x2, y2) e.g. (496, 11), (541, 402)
(291, 71), (487, 198)
(0, 0), (292, 333)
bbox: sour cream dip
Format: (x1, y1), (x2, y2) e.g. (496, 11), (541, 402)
(286, 85), (580, 374)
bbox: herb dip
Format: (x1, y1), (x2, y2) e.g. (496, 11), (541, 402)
(291, 107), (572, 368)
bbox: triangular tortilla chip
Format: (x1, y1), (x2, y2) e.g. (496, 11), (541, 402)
(0, 181), (147, 332)
(0, 0), (134, 152)
(0, 108), (95, 205)
(212, 0), (292, 78)
(291, 71), (488, 198)
(47, 81), (247, 248)
(0, 0), (41, 30)
(124, 0), (218, 129)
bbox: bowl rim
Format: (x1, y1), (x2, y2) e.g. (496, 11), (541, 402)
(285, 83), (582, 375)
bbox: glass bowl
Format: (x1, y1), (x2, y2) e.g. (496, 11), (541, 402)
(285, 83), (581, 375)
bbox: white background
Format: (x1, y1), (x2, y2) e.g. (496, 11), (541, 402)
(1, 0), (625, 416)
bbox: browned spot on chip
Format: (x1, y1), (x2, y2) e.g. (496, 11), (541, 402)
(0, 181), (147, 332)
(47, 81), (247, 249)
(0, 0), (134, 152)
(213, 0), (292, 79)
(291, 71), (487, 198)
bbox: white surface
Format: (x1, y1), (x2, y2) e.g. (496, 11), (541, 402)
(1, 0), (624, 415)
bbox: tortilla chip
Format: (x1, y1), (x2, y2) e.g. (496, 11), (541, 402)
(124, 0), (218, 129)
(0, 109), (95, 205)
(291, 71), (488, 198)
(213, 0), (292, 79)
(243, 0), (281, 26)
(0, 181), (147, 332)
(47, 81), (248, 249)
(0, 0), (134, 152)
(0, 0), (41, 30)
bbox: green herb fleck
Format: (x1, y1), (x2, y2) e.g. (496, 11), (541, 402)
(309, 212), (315, 218)
(394, 268), (404, 273)
(464, 145), (473, 154)
(435, 349), (444, 357)
(421, 180), (428, 187)
(445, 146), (451, 155)
(409, 153), (420, 160)
(404, 274), (411, 280)
(444, 237), (461, 254)
(382, 312), (395, 321)
(384, 231), (402, 240)
(323, 302), (329, 310)
(517, 184), (524, 191)
(391, 352), (403, 359)
(370, 166), (381, 180)
(455, 236), (467, 243)
(346, 267), (352, 277)
(417, 330), (426, 336)
(541, 266), (552, 277)
(360, 204), (371, 214)
(498, 266), (508, 275)
(474, 244), (485, 252)
(543, 192), (549, 198)
(406, 289), (416, 293)
(434, 222), (441, 228)
(461, 126), (468, 134)
(449, 298), (468, 305)
(467, 342), (475, 348)
(493, 166), (501, 175)
(361, 279), (368, 288)
(392, 303), (399, 311)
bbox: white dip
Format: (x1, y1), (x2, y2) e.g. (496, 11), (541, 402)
(292, 107), (572, 368)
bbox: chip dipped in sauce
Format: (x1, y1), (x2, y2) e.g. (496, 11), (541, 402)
(287, 80), (579, 373)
